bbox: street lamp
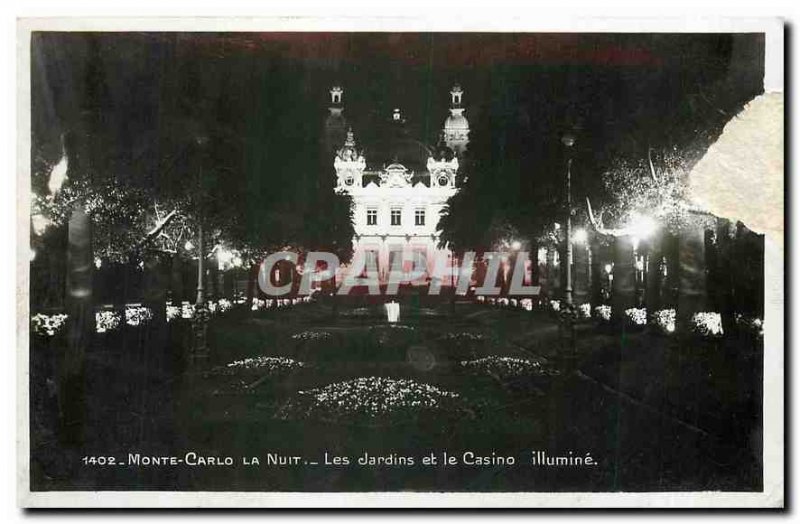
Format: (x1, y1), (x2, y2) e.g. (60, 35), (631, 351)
(561, 132), (576, 307)
(560, 131), (578, 370)
(192, 133), (210, 368)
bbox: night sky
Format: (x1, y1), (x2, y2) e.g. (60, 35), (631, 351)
(30, 32), (765, 240)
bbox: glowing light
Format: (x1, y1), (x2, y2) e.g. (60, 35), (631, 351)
(537, 247), (547, 265)
(94, 257), (102, 269)
(217, 248), (233, 270)
(604, 264), (613, 274)
(573, 228), (588, 244)
(184, 240), (194, 251)
(31, 214), (52, 236)
(385, 301), (400, 323)
(47, 154), (68, 194)
(629, 214), (657, 240)
(510, 240), (522, 250)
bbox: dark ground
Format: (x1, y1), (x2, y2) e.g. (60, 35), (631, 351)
(29, 301), (763, 492)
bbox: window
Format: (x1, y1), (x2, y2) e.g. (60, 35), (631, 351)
(391, 208), (402, 226)
(388, 250), (402, 272)
(366, 208), (377, 226)
(414, 208), (426, 226)
(364, 250), (378, 270)
(412, 250), (427, 272)
(357, 249), (378, 278)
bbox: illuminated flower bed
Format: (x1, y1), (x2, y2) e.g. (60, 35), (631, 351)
(735, 314), (763, 337)
(691, 312), (724, 337)
(384, 324), (415, 330)
(440, 332), (485, 343)
(341, 307), (371, 317)
(653, 309), (676, 334)
(277, 377), (461, 422)
(577, 303), (592, 319)
(594, 305), (612, 322)
(291, 330), (333, 342)
(125, 305), (153, 327)
(166, 304), (180, 322)
(167, 299), (237, 322)
(217, 298), (233, 313)
(207, 357), (307, 395)
(31, 313), (68, 337)
(180, 302), (195, 319)
(226, 355), (305, 374)
(460, 356), (555, 379)
(624, 307), (647, 326)
(251, 298), (267, 311)
(95, 310), (121, 333)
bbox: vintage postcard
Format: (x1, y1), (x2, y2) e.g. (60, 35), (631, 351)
(18, 17), (784, 508)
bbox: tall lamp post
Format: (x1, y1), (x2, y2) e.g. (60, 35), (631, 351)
(560, 131), (577, 369)
(192, 134), (210, 368)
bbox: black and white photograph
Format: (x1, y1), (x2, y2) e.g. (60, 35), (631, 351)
(17, 17), (784, 508)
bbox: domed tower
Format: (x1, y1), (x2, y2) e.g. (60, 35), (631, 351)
(427, 132), (459, 189)
(323, 85), (348, 157)
(334, 127), (366, 190)
(443, 83), (469, 156)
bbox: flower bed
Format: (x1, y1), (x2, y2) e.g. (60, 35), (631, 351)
(577, 303), (591, 319)
(691, 312), (724, 337)
(125, 305), (153, 327)
(31, 313), (68, 337)
(594, 305), (612, 322)
(226, 355), (306, 374)
(735, 314), (763, 338)
(180, 302), (195, 319)
(276, 377), (462, 423)
(439, 332), (485, 343)
(291, 330), (333, 342)
(460, 356), (555, 380)
(207, 356), (307, 391)
(166, 304), (181, 322)
(624, 307), (647, 327)
(95, 310), (121, 333)
(167, 299), (239, 321)
(437, 332), (490, 360)
(653, 309), (676, 334)
(217, 298), (233, 313)
(251, 298), (267, 311)
(340, 307), (372, 317)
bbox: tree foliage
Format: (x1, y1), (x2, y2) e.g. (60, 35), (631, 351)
(437, 35), (763, 248)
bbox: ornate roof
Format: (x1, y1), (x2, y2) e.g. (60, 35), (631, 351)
(363, 136), (432, 173)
